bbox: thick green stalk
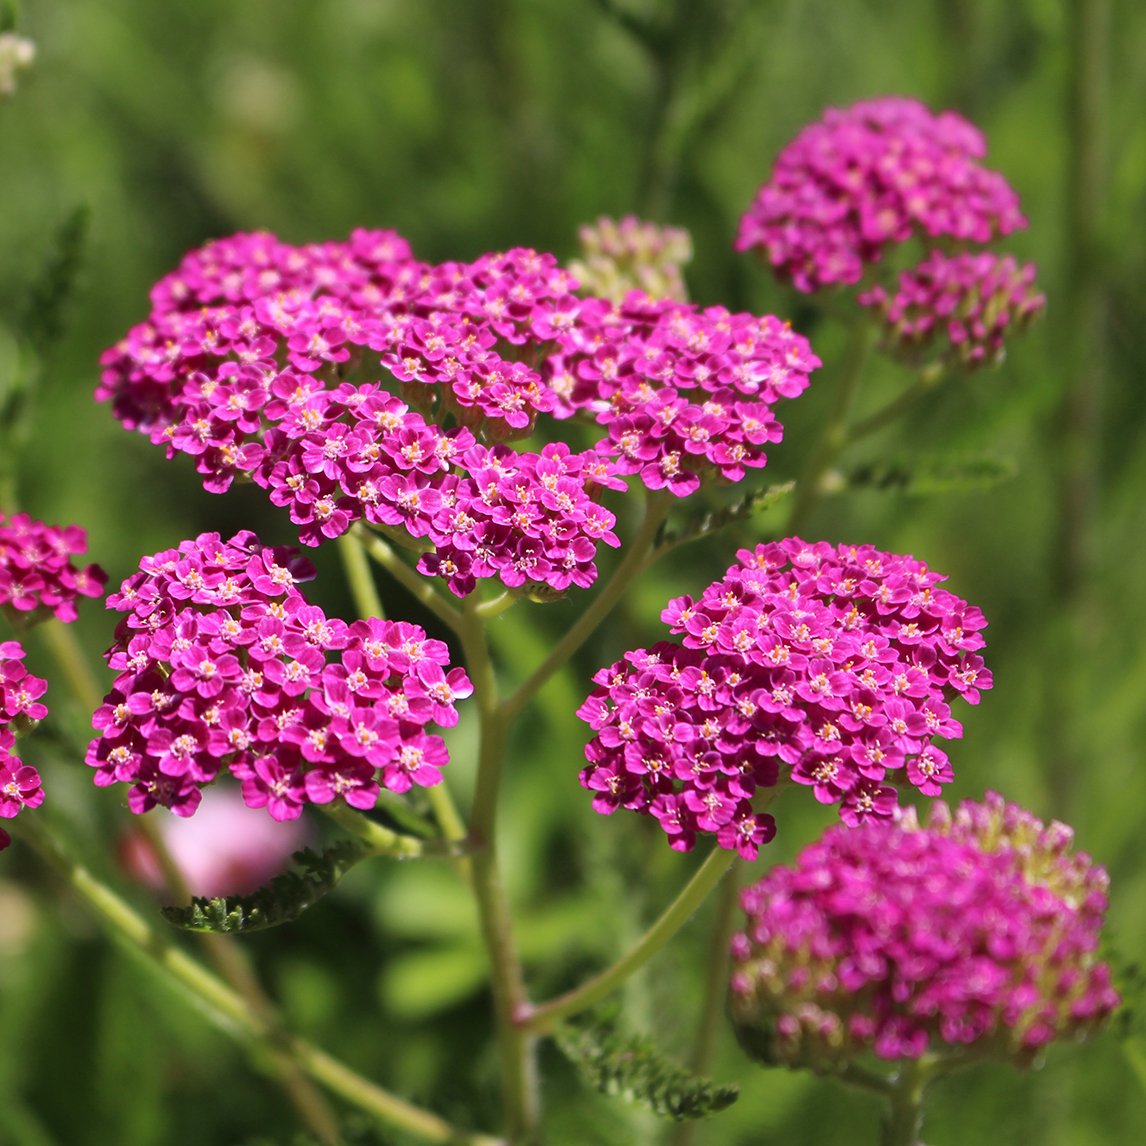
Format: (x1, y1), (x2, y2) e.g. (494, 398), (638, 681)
(521, 845), (736, 1036)
(19, 815), (502, 1146)
(456, 597), (539, 1143)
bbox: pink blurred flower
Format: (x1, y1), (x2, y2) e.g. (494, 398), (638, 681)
(120, 785), (311, 898)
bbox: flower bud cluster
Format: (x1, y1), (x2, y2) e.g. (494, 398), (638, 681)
(729, 793), (1120, 1070)
(85, 530), (472, 820)
(0, 510), (107, 625)
(567, 215), (693, 302)
(859, 251), (1046, 369)
(0, 32), (36, 98)
(1, 640), (48, 851)
(736, 97), (1026, 292)
(99, 230), (817, 592)
(578, 538), (992, 857)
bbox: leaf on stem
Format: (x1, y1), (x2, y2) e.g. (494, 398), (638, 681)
(160, 841), (368, 934)
(555, 1010), (739, 1122)
(845, 454), (1017, 496)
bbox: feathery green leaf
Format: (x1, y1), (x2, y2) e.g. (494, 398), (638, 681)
(160, 840), (368, 934)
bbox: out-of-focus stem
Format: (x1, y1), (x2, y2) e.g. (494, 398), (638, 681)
(786, 322), (876, 536)
(37, 618), (104, 715)
(881, 1060), (930, 1146)
(521, 845), (736, 1036)
(848, 363), (945, 443)
(502, 491), (671, 723)
(1048, 0), (1109, 809)
(19, 815), (502, 1146)
(338, 530), (385, 620)
(356, 526), (464, 634)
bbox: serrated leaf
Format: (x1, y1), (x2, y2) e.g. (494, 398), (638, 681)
(846, 454), (1017, 496)
(160, 841), (368, 934)
(555, 1012), (738, 1121)
(656, 481), (794, 552)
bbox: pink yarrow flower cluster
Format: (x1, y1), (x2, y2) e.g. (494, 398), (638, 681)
(85, 530), (472, 820)
(578, 538), (992, 858)
(98, 230), (817, 593)
(0, 510), (107, 624)
(729, 793), (1120, 1069)
(1, 640), (48, 851)
(548, 294), (819, 496)
(859, 251), (1046, 369)
(735, 97), (1026, 292)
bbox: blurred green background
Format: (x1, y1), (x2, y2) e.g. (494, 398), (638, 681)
(2, 0), (1145, 1143)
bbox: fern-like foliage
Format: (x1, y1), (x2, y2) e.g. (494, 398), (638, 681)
(656, 481), (794, 553)
(846, 453), (1017, 496)
(161, 840), (368, 934)
(555, 1012), (739, 1121)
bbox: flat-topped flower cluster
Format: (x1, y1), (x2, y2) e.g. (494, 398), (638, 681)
(98, 231), (818, 595)
(85, 530), (472, 820)
(1, 640), (48, 851)
(0, 510), (107, 625)
(729, 792), (1120, 1068)
(736, 96), (1026, 292)
(578, 538), (992, 858)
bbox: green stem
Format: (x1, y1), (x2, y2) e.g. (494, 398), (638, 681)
(785, 322), (877, 536)
(338, 530), (386, 620)
(319, 802), (460, 860)
(356, 526), (465, 635)
(669, 857), (744, 1146)
(456, 597), (538, 1142)
(848, 363), (946, 443)
(18, 814), (502, 1146)
(521, 845), (737, 1036)
(502, 491), (671, 723)
(36, 617), (104, 715)
(881, 1060), (931, 1146)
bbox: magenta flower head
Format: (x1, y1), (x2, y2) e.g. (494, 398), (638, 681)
(98, 230), (817, 594)
(735, 97), (1026, 293)
(729, 793), (1120, 1072)
(859, 251), (1046, 370)
(85, 530), (472, 820)
(1, 639), (49, 851)
(577, 538), (992, 858)
(0, 510), (107, 626)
